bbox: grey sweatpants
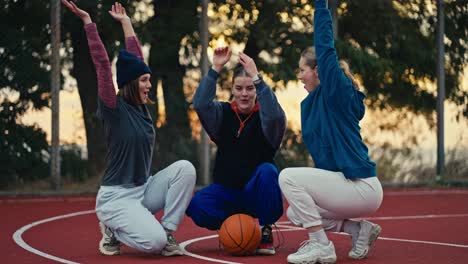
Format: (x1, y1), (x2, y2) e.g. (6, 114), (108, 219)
(95, 160), (196, 253)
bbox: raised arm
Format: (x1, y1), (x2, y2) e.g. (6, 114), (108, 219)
(193, 47), (231, 142)
(109, 3), (144, 60)
(314, 0), (356, 104)
(238, 52), (286, 149)
(254, 81), (286, 150)
(62, 0), (116, 108)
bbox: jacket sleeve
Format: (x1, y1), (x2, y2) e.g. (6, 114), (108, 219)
(314, 0), (357, 108)
(193, 68), (224, 142)
(125, 36), (145, 61)
(256, 81), (286, 150)
(84, 23), (117, 109)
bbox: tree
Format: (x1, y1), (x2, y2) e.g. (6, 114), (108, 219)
(0, 101), (49, 188)
(2, 0), (466, 187)
(0, 0), (51, 186)
(143, 0), (200, 169)
(204, 0), (467, 174)
(208, 0), (467, 117)
(62, 0), (141, 178)
(62, 0), (106, 179)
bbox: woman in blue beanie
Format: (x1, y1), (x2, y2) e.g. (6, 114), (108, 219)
(186, 47), (286, 255)
(62, 0), (195, 257)
(279, 1), (383, 263)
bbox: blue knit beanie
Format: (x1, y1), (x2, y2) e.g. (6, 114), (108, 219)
(116, 49), (152, 88)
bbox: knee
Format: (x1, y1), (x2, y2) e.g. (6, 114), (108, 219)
(278, 168), (294, 190)
(186, 198), (221, 230)
(175, 160), (196, 184)
(190, 214), (221, 231)
(286, 206), (295, 222)
(258, 162), (278, 174)
(178, 160), (196, 176)
(257, 162), (279, 180)
(286, 206), (302, 226)
(137, 231), (167, 253)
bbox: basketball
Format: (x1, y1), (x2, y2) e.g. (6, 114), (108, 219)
(218, 213), (262, 256)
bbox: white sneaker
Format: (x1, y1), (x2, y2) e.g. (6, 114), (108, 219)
(348, 220), (381, 259)
(99, 222), (121, 256)
(287, 239), (337, 264)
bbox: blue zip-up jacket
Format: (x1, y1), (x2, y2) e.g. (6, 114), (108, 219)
(300, 0), (376, 178)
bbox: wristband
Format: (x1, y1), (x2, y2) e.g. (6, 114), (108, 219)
(252, 73), (263, 84)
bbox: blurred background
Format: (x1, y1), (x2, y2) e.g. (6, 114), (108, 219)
(1, 0), (467, 194)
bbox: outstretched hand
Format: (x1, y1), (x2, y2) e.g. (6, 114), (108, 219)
(212, 47), (232, 73)
(62, 0), (91, 24)
(109, 2), (130, 23)
(238, 52), (259, 77)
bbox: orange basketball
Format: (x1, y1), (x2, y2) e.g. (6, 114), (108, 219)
(218, 213), (261, 256)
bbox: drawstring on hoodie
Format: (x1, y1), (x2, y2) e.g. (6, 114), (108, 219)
(231, 101), (259, 138)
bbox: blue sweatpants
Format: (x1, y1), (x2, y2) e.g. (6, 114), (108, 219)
(186, 162), (283, 230)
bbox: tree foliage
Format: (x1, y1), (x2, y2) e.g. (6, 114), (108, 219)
(207, 0), (467, 119)
(0, 101), (49, 188)
(1, 0), (467, 187)
(0, 0), (51, 186)
(143, 0), (200, 169)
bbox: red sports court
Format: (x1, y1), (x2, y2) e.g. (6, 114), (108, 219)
(3, 188), (468, 264)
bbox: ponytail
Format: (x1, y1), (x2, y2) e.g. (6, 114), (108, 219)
(302, 47), (360, 89)
(339, 60), (360, 90)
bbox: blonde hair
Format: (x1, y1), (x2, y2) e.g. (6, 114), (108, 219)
(301, 47), (360, 89)
(338, 60), (360, 89)
(300, 47), (317, 69)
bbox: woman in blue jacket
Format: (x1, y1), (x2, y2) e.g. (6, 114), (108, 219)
(279, 1), (383, 263)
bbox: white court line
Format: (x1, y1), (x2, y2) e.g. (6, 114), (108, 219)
(180, 227), (468, 264)
(12, 210), (95, 264)
(1, 197), (95, 204)
(13, 211), (468, 264)
(275, 213), (468, 225)
(274, 224), (468, 249)
(2, 189), (467, 204)
(366, 213), (468, 221)
(180, 235), (241, 264)
(384, 190), (468, 196)
(378, 237), (468, 248)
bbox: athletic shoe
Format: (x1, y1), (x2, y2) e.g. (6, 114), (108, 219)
(161, 233), (184, 256)
(99, 222), (121, 256)
(287, 239), (337, 264)
(257, 225), (275, 255)
(348, 220), (381, 259)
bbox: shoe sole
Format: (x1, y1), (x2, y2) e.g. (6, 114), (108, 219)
(99, 248), (120, 256)
(349, 224), (382, 259)
(257, 248), (276, 255)
(98, 223), (120, 256)
(99, 242), (120, 256)
(161, 249), (184, 256)
(256, 250), (276, 256)
(287, 256), (337, 264)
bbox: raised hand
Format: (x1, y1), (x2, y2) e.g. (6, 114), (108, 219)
(238, 52), (259, 77)
(61, 0), (92, 24)
(108, 2), (130, 23)
(212, 47), (232, 73)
